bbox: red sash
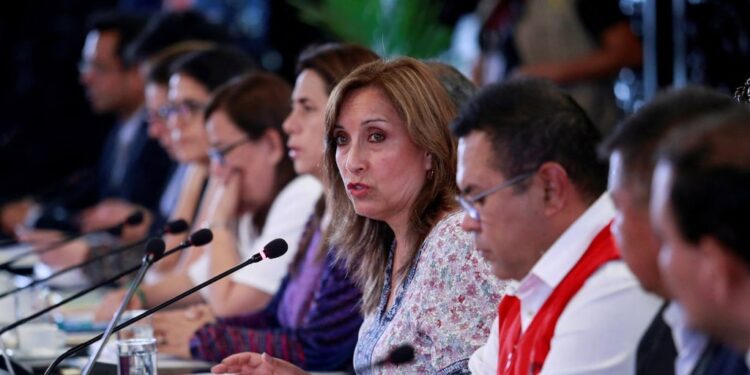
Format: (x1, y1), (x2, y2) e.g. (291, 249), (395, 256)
(497, 224), (619, 375)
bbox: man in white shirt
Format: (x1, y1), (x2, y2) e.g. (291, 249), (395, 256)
(651, 107), (750, 374)
(452, 79), (661, 374)
(599, 86), (736, 375)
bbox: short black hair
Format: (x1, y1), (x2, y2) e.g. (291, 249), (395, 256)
(170, 46), (256, 92)
(87, 11), (148, 68)
(452, 78), (607, 201)
(145, 41), (215, 85)
(659, 107), (750, 266)
(599, 86), (734, 202)
(126, 10), (229, 65)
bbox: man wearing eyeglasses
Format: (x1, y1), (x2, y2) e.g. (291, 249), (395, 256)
(12, 12), (173, 285)
(452, 79), (661, 374)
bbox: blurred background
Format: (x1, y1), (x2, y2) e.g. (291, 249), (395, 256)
(1, 0), (749, 206)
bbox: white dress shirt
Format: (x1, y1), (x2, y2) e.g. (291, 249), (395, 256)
(663, 302), (709, 375)
(469, 194), (662, 374)
(188, 175), (322, 295)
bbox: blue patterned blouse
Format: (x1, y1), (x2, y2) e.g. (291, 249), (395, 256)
(353, 212), (508, 374)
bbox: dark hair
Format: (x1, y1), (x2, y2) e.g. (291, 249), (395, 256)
(599, 86), (735, 203)
(290, 43), (379, 271)
(170, 46), (256, 92)
(658, 107), (750, 266)
(205, 72), (295, 201)
(296, 43), (380, 94)
(87, 11), (148, 68)
(425, 61), (477, 109)
(452, 78), (607, 201)
(126, 10), (229, 64)
(145, 41), (215, 85)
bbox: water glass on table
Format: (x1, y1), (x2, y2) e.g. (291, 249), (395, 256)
(116, 310), (157, 375)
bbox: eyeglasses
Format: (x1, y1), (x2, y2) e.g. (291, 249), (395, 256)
(456, 172), (535, 221)
(208, 138), (252, 165)
(164, 100), (207, 122)
(148, 106), (171, 123)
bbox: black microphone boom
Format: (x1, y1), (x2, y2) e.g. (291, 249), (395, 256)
(0, 229), (212, 339)
(0, 210), (145, 271)
(0, 219), (189, 299)
(44, 238), (287, 375)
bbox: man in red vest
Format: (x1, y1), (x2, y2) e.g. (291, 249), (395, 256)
(651, 107), (750, 375)
(452, 79), (661, 374)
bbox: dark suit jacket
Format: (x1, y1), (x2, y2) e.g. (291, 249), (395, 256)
(636, 302), (677, 375)
(693, 342), (750, 375)
(34, 113), (174, 232)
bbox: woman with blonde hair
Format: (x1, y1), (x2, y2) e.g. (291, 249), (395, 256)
(214, 58), (505, 374)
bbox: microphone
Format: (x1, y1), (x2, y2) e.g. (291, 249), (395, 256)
(0, 229), (212, 339)
(80, 237), (165, 375)
(45, 238), (288, 375)
(353, 344), (415, 374)
(81, 228), (214, 375)
(0, 211), (145, 271)
(0, 219), (189, 300)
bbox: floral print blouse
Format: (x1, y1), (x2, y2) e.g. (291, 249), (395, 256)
(353, 212), (508, 374)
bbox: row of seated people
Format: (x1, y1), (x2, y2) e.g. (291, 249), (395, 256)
(4, 9), (750, 375)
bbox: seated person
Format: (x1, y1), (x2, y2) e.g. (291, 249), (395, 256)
(600, 86), (742, 375)
(455, 79), (661, 374)
(214, 58), (505, 374)
(651, 106), (750, 375)
(96, 71), (322, 320)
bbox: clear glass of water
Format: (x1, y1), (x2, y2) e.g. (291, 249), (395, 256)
(117, 337), (157, 375)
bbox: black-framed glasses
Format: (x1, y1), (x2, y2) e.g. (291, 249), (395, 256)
(208, 138), (252, 165)
(456, 171), (535, 221)
(164, 100), (207, 121)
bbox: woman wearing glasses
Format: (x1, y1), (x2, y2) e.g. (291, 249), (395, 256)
(95, 52), (321, 321)
(213, 58), (506, 374)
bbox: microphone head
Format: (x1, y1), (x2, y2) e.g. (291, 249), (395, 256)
(188, 228), (213, 246)
(145, 238), (166, 260)
(262, 239), (288, 259)
(125, 211), (145, 226)
(387, 345), (415, 365)
(164, 219), (189, 234)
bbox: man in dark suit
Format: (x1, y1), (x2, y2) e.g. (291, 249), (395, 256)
(600, 86), (739, 375)
(651, 106), (750, 375)
(13, 12), (173, 276)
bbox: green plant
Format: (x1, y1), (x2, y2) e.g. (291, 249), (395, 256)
(290, 0), (453, 58)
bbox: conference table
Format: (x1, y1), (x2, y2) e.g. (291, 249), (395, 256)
(0, 244), (213, 374)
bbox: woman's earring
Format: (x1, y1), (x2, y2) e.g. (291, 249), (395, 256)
(427, 169), (435, 180)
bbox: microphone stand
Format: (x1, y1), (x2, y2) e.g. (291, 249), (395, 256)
(0, 239), (197, 337)
(0, 239), (146, 300)
(0, 211), (144, 271)
(80, 248), (161, 375)
(0, 333), (16, 375)
(0, 219), (187, 300)
(45, 245), (284, 375)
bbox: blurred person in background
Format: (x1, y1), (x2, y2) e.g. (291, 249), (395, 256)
(96, 69), (322, 320)
(600, 86), (745, 375)
(651, 107), (750, 375)
(471, 0), (642, 135)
